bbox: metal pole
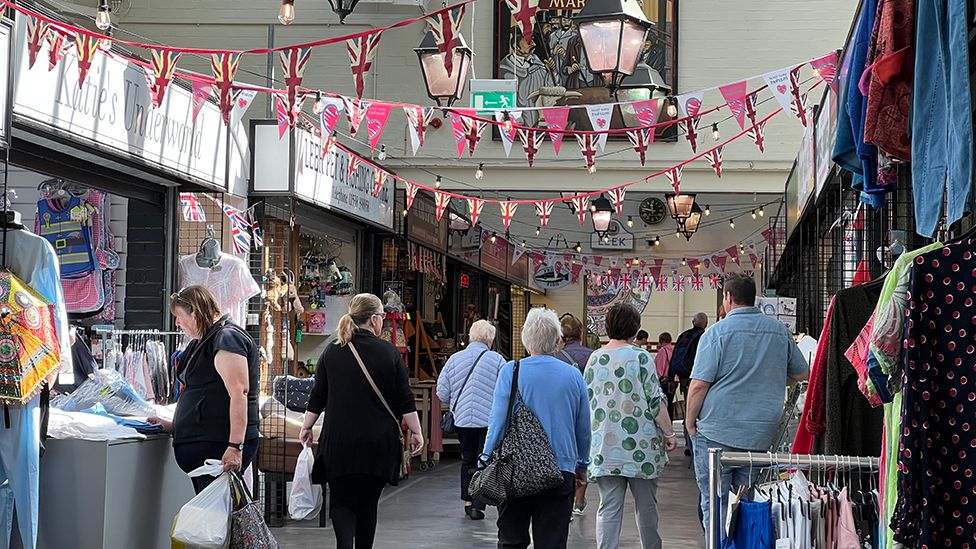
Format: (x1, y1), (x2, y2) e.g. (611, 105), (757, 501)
(707, 448), (722, 549)
(716, 451), (879, 469)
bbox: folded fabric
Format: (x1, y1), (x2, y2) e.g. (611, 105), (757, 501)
(80, 403), (164, 435)
(48, 409), (146, 441)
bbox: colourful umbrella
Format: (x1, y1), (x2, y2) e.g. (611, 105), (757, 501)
(0, 270), (61, 404)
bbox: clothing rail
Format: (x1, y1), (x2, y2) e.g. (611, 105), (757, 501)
(705, 449), (880, 549)
(91, 328), (184, 336)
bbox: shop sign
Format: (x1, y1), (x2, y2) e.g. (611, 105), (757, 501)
(447, 230), (480, 265)
(406, 193), (448, 251)
(480, 233), (509, 278)
(796, 120), (815, 217)
(0, 21), (11, 148)
(814, 91), (838, 198)
(294, 128), (394, 229)
(589, 219), (634, 250)
(533, 257), (572, 290)
(11, 18), (228, 190)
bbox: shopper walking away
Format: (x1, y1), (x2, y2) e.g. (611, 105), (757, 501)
(555, 314), (594, 515)
(483, 308), (591, 549)
(634, 330), (649, 349)
(299, 293), (425, 549)
(684, 274), (809, 539)
(587, 304), (676, 549)
(670, 312), (708, 456)
(437, 319), (506, 520)
(654, 332), (675, 418)
(149, 285), (261, 493)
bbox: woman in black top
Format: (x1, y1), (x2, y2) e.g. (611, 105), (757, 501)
(300, 293), (424, 549)
(149, 285), (261, 493)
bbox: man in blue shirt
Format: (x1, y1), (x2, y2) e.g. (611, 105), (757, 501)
(684, 274), (809, 541)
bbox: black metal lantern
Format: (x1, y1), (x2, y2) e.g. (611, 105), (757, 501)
(590, 194), (614, 238)
(573, 0), (653, 94)
(327, 0), (361, 23)
(678, 203), (703, 241)
(415, 31), (472, 107)
(665, 193), (697, 220)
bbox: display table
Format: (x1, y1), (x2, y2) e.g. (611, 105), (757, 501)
(36, 436), (194, 549)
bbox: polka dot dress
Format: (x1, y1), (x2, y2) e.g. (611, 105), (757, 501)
(584, 346), (668, 480)
(892, 242), (976, 546)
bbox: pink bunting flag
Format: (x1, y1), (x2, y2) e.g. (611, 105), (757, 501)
(607, 188), (626, 217)
(346, 34), (382, 98)
(632, 99), (660, 142)
(467, 198), (484, 226)
(535, 201), (554, 230)
(570, 262), (584, 284)
(191, 81), (211, 123)
(372, 170), (387, 197)
(650, 259), (664, 282)
(749, 253), (759, 269)
(719, 81), (748, 130)
(571, 196), (589, 226)
(666, 167), (683, 194)
(810, 51), (839, 91)
(726, 245), (741, 266)
(365, 103), (392, 150)
(500, 201), (519, 230)
(275, 95), (289, 139)
(542, 107), (570, 155)
(434, 191), (451, 220)
(714, 254), (728, 273)
(705, 146), (723, 178)
(687, 258), (700, 273)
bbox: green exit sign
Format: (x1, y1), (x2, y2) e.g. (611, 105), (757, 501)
(470, 79), (517, 112)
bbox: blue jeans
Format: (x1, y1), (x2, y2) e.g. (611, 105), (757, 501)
(691, 434), (759, 545)
(912, 0), (973, 237)
(0, 397), (40, 549)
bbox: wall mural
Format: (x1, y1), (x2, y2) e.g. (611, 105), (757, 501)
(586, 276), (653, 337)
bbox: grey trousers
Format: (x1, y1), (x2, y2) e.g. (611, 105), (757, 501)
(595, 476), (662, 549)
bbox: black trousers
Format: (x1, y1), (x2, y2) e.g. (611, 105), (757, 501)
(329, 474), (387, 549)
(173, 439), (260, 494)
(496, 472), (575, 549)
(456, 426), (488, 511)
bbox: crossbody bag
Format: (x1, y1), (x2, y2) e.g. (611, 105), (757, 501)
(348, 342), (411, 479)
(441, 350), (489, 434)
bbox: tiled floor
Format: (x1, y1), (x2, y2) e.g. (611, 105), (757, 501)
(273, 448), (704, 548)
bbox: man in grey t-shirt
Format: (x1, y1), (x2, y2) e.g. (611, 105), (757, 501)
(684, 274), (809, 540)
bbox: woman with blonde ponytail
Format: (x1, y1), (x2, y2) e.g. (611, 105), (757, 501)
(300, 293), (423, 549)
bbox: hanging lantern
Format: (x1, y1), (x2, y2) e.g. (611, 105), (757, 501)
(327, 0), (362, 23)
(665, 193), (697, 220)
(415, 31), (472, 107)
(678, 203), (703, 241)
(573, 0), (653, 95)
(591, 194), (614, 238)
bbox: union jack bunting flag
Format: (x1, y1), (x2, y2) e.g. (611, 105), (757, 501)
(691, 274), (704, 291)
(221, 203), (252, 254)
(744, 93), (759, 129)
(570, 196), (589, 226)
(46, 30), (66, 72)
(179, 193), (206, 222)
(347, 156), (361, 180)
(748, 121), (767, 154)
(500, 201), (519, 230)
(74, 32), (102, 89)
(346, 34), (382, 98)
(404, 106), (435, 153)
(607, 187), (626, 217)
(146, 49), (182, 108)
(638, 274), (650, 293)
(275, 95), (289, 139)
(790, 68), (808, 126)
(467, 198), (485, 226)
(466, 119), (489, 156)
(405, 181), (420, 211)
(26, 18), (49, 70)
(434, 191), (451, 220)
(211, 52), (242, 124)
(620, 271), (632, 287)
(504, 0), (540, 47)
(535, 201), (554, 230)
(279, 47), (312, 124)
(666, 167), (683, 194)
(743, 270), (755, 279)
(704, 147), (723, 178)
(655, 275), (668, 292)
(342, 97), (368, 135)
(372, 170), (387, 197)
(673, 275), (686, 292)
(685, 118), (700, 154)
(709, 273), (721, 289)
(425, 5), (466, 75)
(626, 129), (651, 165)
(245, 207), (263, 249)
(449, 110), (473, 157)
(576, 134), (599, 172)
(518, 129), (545, 167)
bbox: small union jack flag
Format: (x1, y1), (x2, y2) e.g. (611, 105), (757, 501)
(211, 52), (242, 124)
(179, 193), (206, 222)
(655, 275), (668, 292)
(673, 276), (686, 292)
(146, 49), (181, 108)
(279, 47), (312, 125)
(245, 207), (263, 249)
(748, 121), (767, 154)
(47, 30), (66, 72)
(535, 201), (554, 230)
(704, 147), (723, 178)
(518, 129), (545, 167)
(607, 188), (626, 217)
(790, 68), (808, 126)
(425, 5), (466, 76)
(709, 273), (721, 289)
(434, 191), (451, 220)
(405, 181), (420, 211)
(74, 32), (102, 89)
(372, 170), (387, 197)
(275, 95), (289, 139)
(26, 18), (49, 70)
(638, 274), (650, 292)
(449, 110), (473, 157)
(504, 0), (540, 47)
(620, 271), (632, 287)
(347, 155), (361, 180)
(692, 274), (704, 291)
(220, 203), (252, 254)
(500, 201), (519, 230)
(466, 119), (489, 156)
(467, 198), (485, 226)
(576, 134), (599, 172)
(745, 93), (759, 129)
(342, 97), (368, 135)
(346, 34), (382, 98)
(666, 167), (683, 194)
(626, 129), (651, 165)
(404, 106), (435, 152)
(570, 196), (589, 226)
(685, 118), (700, 154)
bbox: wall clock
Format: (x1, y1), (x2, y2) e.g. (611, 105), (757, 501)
(639, 197), (668, 226)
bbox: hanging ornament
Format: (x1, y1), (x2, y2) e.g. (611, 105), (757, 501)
(666, 166), (683, 194)
(191, 81), (211, 122)
(607, 188), (626, 217)
(518, 128), (545, 167)
(74, 32), (103, 89)
(500, 201), (519, 230)
(466, 197), (485, 226)
(626, 129), (651, 166)
(535, 201), (554, 230)
(211, 52), (243, 124)
(279, 47), (312, 124)
(146, 49), (182, 108)
(571, 196), (589, 226)
(425, 5), (466, 75)
(346, 34), (382, 98)
(26, 18), (49, 70)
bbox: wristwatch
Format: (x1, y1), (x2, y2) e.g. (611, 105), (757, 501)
(228, 441), (244, 451)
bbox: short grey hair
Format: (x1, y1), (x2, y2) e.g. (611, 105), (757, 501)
(521, 308), (563, 355)
(693, 312), (708, 329)
(469, 320), (496, 345)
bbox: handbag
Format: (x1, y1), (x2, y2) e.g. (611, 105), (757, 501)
(440, 350), (489, 434)
(229, 473), (279, 548)
(348, 342), (411, 479)
(469, 360), (564, 505)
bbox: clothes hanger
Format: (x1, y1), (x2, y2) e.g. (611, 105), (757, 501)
(195, 225), (222, 269)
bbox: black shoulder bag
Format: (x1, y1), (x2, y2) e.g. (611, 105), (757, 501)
(440, 350), (489, 434)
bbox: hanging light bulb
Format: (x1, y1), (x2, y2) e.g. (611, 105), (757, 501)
(490, 232), (498, 244)
(729, 218), (735, 229)
(711, 123), (720, 141)
(588, 164), (597, 174)
(574, 242), (583, 253)
(632, 257), (640, 266)
(681, 257), (687, 266)
(758, 205), (765, 217)
(627, 216), (634, 228)
(99, 27), (113, 51)
(667, 97), (678, 118)
(95, 0), (112, 30)
(279, 0), (296, 24)
(475, 163), (484, 180)
(654, 236), (661, 246)
(704, 204), (711, 217)
(401, 209), (409, 218)
(378, 144), (387, 161)
(312, 91), (325, 115)
(521, 240), (527, 247)
(675, 230), (681, 238)
(535, 226), (541, 236)
(751, 209), (757, 220)
(435, 175), (442, 189)
(603, 235), (611, 244)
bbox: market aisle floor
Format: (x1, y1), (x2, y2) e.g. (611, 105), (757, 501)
(273, 448), (703, 548)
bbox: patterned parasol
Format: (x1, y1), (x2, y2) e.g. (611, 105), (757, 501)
(0, 270), (61, 404)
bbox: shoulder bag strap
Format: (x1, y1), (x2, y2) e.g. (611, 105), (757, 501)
(348, 342), (399, 425)
(454, 350), (489, 405)
(503, 360), (520, 435)
(559, 350), (578, 370)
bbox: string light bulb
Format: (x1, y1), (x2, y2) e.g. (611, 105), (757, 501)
(378, 144), (387, 161)
(751, 209), (757, 220)
(99, 27), (113, 51)
(704, 204), (711, 216)
(535, 226), (541, 236)
(758, 205), (764, 217)
(603, 235), (610, 244)
(711, 123), (720, 141)
(654, 236), (661, 246)
(682, 258), (687, 266)
(434, 175), (442, 189)
(279, 0), (296, 25)
(667, 97), (678, 118)
(95, 0), (112, 30)
(521, 240), (527, 247)
(501, 111), (513, 134)
(312, 91), (325, 115)
(587, 164), (597, 174)
(729, 218), (736, 229)
(627, 216), (634, 228)
(490, 232), (497, 244)
(574, 242), (582, 253)
(632, 257), (640, 266)
(401, 209), (409, 218)
(475, 164), (484, 180)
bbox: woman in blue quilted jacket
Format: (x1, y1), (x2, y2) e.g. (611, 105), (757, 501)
(436, 319), (506, 520)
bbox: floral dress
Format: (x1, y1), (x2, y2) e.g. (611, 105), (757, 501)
(585, 346), (668, 479)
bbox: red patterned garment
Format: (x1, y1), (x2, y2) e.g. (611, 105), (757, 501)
(792, 295), (835, 453)
(863, 0), (914, 161)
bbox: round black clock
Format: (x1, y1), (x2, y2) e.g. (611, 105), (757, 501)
(639, 197), (667, 226)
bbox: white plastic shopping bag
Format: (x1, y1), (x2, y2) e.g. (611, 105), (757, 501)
(289, 445), (322, 520)
(171, 459), (232, 548)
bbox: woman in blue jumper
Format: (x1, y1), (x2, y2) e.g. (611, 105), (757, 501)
(483, 308), (591, 549)
(436, 320), (506, 520)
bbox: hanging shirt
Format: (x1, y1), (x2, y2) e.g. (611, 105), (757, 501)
(178, 253), (260, 327)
